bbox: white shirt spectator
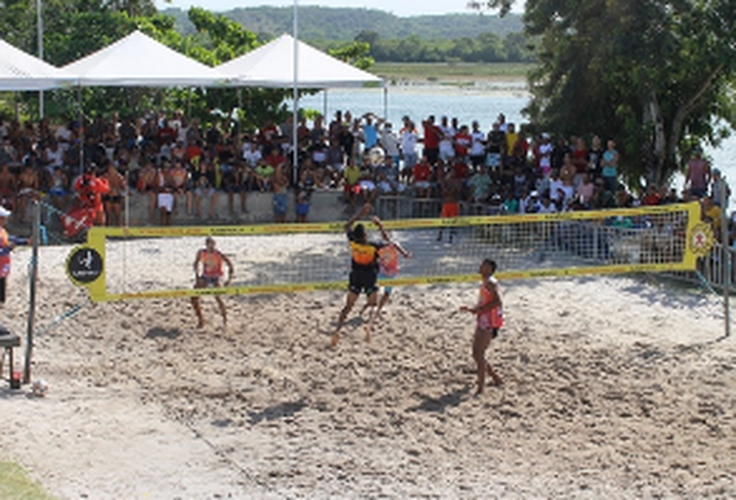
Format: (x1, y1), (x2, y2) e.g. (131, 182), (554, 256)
(470, 130), (486, 157)
(380, 127), (400, 158)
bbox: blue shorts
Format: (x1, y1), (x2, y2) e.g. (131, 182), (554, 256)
(379, 274), (395, 294)
(296, 202), (310, 216)
(273, 193), (288, 215)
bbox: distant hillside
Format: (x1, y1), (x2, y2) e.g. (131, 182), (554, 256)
(160, 6), (523, 42)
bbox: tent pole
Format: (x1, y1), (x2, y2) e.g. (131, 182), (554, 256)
(323, 90), (328, 122)
(78, 85), (84, 178)
(292, 0), (299, 185)
(383, 86), (388, 121)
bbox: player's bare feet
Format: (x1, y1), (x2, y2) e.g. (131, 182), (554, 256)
(331, 333), (340, 348)
(364, 326), (371, 343)
(486, 364), (503, 386)
(197, 320), (204, 329)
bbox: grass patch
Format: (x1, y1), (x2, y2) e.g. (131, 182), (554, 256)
(371, 62), (534, 82)
(0, 460), (56, 500)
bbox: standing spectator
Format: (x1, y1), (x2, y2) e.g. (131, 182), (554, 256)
(74, 165), (110, 226)
(295, 167), (315, 223)
(272, 168), (289, 223)
(711, 168), (730, 207)
(399, 117), (419, 183)
(379, 122), (400, 167)
(421, 115), (441, 166)
(601, 139), (620, 194)
(537, 133), (554, 178)
(437, 167), (462, 243)
(454, 124), (472, 163)
(15, 164), (39, 223)
(587, 135), (604, 181)
(103, 163), (126, 227)
(0, 206), (29, 308)
(438, 116), (456, 164)
(685, 147), (711, 199)
(361, 113), (379, 151)
(468, 121), (486, 171)
(485, 122), (506, 174)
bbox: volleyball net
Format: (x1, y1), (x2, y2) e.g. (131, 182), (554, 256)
(67, 202), (710, 302)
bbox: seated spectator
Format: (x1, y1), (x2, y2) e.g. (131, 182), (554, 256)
(468, 165), (492, 203)
(357, 167), (377, 205)
(343, 160), (362, 210)
(0, 163), (17, 211)
(254, 161), (275, 192)
(169, 158), (191, 215)
(47, 166), (68, 210)
(16, 164), (39, 223)
(412, 156), (432, 198)
(615, 184), (633, 208)
(537, 194), (558, 214)
(642, 184), (661, 206)
(575, 173), (595, 207)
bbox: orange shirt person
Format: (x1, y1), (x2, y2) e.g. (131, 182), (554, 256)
(191, 237), (234, 329)
(460, 258), (504, 395)
(74, 165), (110, 226)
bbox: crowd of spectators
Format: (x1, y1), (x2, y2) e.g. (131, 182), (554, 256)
(0, 109), (730, 238)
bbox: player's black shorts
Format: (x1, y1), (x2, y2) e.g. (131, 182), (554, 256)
(348, 269), (378, 296)
(0, 277), (6, 304)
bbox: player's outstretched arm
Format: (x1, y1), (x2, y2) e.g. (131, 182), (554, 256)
(344, 203), (372, 232)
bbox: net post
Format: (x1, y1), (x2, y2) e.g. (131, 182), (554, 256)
(23, 200), (41, 384)
(720, 183), (730, 337)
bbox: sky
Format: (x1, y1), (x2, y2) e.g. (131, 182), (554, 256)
(154, 0), (521, 18)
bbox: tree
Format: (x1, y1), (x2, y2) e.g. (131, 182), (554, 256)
(481, 0), (736, 187)
(327, 41), (374, 71)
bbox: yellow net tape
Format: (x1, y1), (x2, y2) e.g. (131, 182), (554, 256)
(66, 202), (707, 302)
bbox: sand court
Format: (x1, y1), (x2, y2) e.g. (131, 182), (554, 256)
(0, 239), (734, 498)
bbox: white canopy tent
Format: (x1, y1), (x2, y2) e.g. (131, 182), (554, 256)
(0, 38), (75, 91)
(62, 30), (229, 87)
(217, 33), (384, 181)
(216, 33), (383, 89)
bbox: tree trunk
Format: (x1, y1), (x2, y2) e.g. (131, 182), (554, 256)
(645, 91), (667, 186)
(654, 64), (724, 187)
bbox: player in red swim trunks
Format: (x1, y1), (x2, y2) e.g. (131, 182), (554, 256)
(363, 223), (411, 342)
(191, 237), (234, 329)
(460, 258), (504, 395)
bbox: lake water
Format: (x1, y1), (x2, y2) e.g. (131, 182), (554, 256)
(297, 86), (736, 213)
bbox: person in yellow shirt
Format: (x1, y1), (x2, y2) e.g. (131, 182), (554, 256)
(701, 196), (722, 240)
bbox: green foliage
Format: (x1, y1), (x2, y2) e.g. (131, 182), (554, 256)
(177, 6), (525, 42)
(162, 5), (532, 64)
(327, 42), (374, 70)
(0, 2), (293, 129)
(520, 0), (736, 187)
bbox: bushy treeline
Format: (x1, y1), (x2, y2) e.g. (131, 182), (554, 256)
(350, 31), (532, 63)
(164, 6), (532, 63)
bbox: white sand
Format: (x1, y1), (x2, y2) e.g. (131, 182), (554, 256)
(0, 238), (734, 499)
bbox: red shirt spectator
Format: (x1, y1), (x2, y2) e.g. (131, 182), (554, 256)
(454, 129), (472, 158)
(265, 148), (285, 171)
(422, 119), (441, 149)
(452, 159), (470, 180)
(642, 186), (661, 206)
(413, 160), (431, 182)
